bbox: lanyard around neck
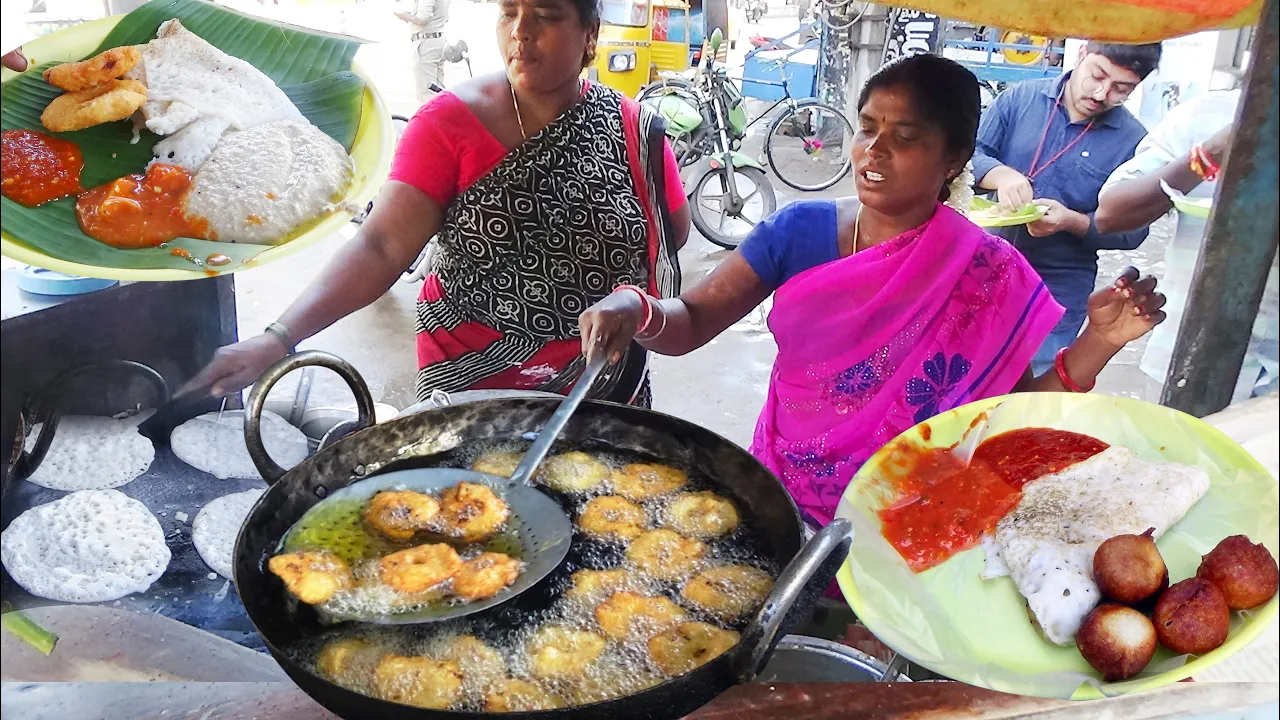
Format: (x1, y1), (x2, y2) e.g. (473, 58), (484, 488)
(1027, 95), (1096, 181)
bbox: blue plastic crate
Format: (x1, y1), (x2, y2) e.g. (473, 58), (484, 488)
(742, 48), (818, 101)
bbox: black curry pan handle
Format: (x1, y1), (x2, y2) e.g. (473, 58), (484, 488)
(732, 518), (854, 683)
(14, 360), (169, 481)
(245, 350), (375, 484)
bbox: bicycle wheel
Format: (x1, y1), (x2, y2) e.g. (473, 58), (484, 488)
(765, 99), (855, 192)
(690, 166), (777, 249)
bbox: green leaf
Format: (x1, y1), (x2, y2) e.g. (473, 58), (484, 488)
(1, 0), (366, 275)
(1, 611), (58, 656)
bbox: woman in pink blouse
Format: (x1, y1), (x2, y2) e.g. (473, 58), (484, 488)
(188, 0), (689, 406)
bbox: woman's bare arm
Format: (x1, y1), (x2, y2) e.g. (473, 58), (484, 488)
(580, 252), (772, 361)
(277, 181), (442, 343)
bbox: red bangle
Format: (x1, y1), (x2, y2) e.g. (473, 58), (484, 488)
(1191, 144), (1221, 181)
(615, 285), (653, 334)
(1054, 347), (1094, 393)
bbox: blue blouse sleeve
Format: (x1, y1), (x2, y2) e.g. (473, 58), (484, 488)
(737, 200), (839, 289)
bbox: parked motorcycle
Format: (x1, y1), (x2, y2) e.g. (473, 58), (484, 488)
(746, 0), (767, 23)
(639, 30), (777, 249)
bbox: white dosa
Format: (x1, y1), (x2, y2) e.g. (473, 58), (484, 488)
(1, 490), (170, 603)
(981, 447), (1210, 645)
(192, 488), (264, 578)
(23, 415), (155, 491)
(171, 410), (308, 480)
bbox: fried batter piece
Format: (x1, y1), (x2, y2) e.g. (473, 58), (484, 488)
(268, 551), (353, 604)
(525, 626), (607, 681)
(611, 463), (688, 500)
(680, 565), (774, 620)
(538, 451), (610, 493)
(484, 677), (566, 712)
(40, 79), (147, 132)
(452, 552), (521, 601)
(471, 450), (524, 478)
(564, 568), (634, 604)
(568, 662), (664, 705)
(577, 495), (648, 542)
(439, 635), (507, 687)
(315, 637), (383, 693)
(435, 482), (510, 542)
(373, 655), (464, 710)
(379, 543), (463, 594)
(666, 491), (740, 539)
(626, 529), (707, 581)
(648, 622), (740, 676)
(594, 591), (689, 641)
(43, 46), (141, 91)
(363, 490), (441, 541)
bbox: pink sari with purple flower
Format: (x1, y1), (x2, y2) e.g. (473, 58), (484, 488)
(750, 204), (1064, 526)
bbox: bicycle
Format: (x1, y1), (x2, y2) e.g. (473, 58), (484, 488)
(640, 33), (855, 194)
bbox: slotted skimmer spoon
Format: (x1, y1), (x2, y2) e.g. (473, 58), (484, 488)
(279, 353), (608, 624)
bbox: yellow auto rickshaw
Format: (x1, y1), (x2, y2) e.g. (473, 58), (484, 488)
(590, 0), (692, 97)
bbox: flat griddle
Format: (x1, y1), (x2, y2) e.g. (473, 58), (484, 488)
(1, 440), (268, 651)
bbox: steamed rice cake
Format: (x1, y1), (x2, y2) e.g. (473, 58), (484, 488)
(183, 120), (354, 244)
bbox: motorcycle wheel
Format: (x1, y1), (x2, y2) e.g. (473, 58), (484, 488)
(690, 166), (777, 250)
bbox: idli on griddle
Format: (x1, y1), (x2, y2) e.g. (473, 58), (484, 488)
(1, 489), (170, 603)
(192, 488), (264, 578)
(23, 415), (155, 491)
(171, 410), (308, 480)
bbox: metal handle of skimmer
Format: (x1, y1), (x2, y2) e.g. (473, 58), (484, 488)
(506, 353), (608, 487)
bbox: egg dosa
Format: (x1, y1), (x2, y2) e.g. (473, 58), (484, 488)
(982, 447), (1209, 645)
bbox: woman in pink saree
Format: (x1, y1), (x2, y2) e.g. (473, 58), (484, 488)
(580, 54), (1167, 528)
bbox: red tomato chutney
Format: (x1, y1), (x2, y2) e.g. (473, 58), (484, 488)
(878, 428), (1108, 572)
(1, 129), (84, 207)
(971, 428), (1109, 490)
(75, 163), (212, 249)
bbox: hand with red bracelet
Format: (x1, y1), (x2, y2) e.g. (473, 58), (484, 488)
(1083, 266), (1167, 349)
(579, 286), (652, 364)
(1200, 124), (1233, 171)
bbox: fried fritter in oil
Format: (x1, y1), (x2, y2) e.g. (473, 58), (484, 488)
(626, 529), (706, 581)
(267, 551), (353, 604)
(525, 626), (607, 682)
(539, 451), (611, 493)
(680, 565), (774, 620)
(484, 677), (566, 712)
(439, 634), (507, 687)
(594, 591), (689, 641)
(564, 568), (634, 604)
(372, 655), (465, 710)
(666, 491), (739, 539)
(378, 543), (463, 594)
(436, 482), (510, 542)
(315, 637), (383, 693)
(648, 622), (740, 676)
(612, 463), (688, 501)
(363, 490), (440, 541)
(452, 552), (521, 601)
(577, 495), (648, 542)
(471, 450), (524, 478)
(43, 46), (141, 91)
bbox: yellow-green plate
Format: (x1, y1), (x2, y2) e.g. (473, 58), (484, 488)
(836, 393), (1278, 700)
(968, 196), (1048, 229)
(1172, 195), (1213, 219)
(0, 15), (393, 281)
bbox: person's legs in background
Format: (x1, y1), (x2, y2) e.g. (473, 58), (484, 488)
(414, 37), (447, 104)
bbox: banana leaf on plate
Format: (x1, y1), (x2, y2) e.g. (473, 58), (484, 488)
(1, 0), (393, 280)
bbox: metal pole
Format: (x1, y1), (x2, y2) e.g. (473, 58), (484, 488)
(1162, 0), (1279, 417)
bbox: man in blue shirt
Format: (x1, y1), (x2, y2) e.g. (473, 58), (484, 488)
(973, 42), (1161, 373)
